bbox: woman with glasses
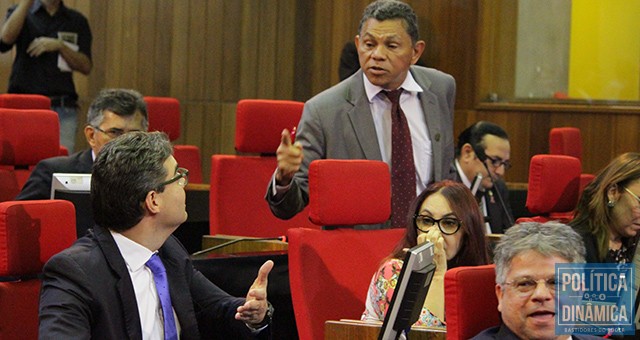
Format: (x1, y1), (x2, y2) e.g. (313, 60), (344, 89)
(361, 180), (490, 327)
(570, 152), (640, 264)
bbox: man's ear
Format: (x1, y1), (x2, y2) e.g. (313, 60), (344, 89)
(85, 125), (96, 147)
(461, 143), (476, 162)
(145, 190), (161, 214)
(412, 40), (425, 65)
(496, 283), (504, 313)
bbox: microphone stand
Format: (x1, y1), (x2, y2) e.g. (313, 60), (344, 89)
(191, 236), (286, 257)
(480, 162), (515, 228)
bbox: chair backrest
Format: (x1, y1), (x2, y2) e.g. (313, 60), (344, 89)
(0, 108), (60, 202)
(144, 96), (203, 183)
(518, 154), (581, 223)
(444, 264), (500, 340)
(0, 94), (51, 110)
(144, 96), (181, 141)
(307, 159), (391, 227)
(209, 99), (315, 237)
(549, 127), (582, 161)
(0, 200), (76, 339)
(287, 159), (395, 340)
(287, 227), (405, 340)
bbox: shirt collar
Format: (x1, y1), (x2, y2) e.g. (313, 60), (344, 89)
(362, 69), (424, 102)
(111, 231), (155, 272)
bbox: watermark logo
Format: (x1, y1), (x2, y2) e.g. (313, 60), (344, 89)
(556, 263), (635, 336)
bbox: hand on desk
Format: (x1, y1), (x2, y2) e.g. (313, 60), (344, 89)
(275, 129), (303, 186)
(236, 260), (274, 326)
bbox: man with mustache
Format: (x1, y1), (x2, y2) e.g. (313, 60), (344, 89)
(266, 0), (456, 229)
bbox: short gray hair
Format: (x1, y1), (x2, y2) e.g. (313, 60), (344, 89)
(494, 222), (586, 284)
(87, 88), (148, 130)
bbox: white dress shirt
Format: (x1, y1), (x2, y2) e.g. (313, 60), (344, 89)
(111, 231), (181, 340)
(363, 72), (433, 195)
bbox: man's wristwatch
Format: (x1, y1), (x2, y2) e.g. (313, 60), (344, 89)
(246, 302), (274, 331)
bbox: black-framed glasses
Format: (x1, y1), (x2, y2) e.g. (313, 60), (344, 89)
(485, 155), (512, 170)
(158, 167), (189, 188)
(502, 277), (556, 296)
(92, 125), (142, 139)
(414, 215), (462, 235)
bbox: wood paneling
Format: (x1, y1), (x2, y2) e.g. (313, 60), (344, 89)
(0, 0), (637, 184)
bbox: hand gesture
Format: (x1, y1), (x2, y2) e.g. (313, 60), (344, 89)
(275, 128), (303, 186)
(235, 260), (274, 326)
(418, 229), (447, 275)
(27, 37), (63, 57)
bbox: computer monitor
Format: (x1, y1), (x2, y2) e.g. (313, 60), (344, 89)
(378, 241), (437, 340)
(50, 173), (94, 238)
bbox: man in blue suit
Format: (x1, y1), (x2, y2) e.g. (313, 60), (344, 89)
(266, 0), (456, 229)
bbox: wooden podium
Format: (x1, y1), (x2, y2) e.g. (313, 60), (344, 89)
(324, 320), (446, 340)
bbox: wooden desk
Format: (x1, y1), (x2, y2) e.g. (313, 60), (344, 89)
(325, 320), (446, 340)
(197, 234), (288, 256)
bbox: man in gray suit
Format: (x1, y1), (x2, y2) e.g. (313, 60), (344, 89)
(266, 0), (456, 229)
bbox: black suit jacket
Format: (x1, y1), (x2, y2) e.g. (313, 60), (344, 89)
(471, 324), (605, 339)
(451, 164), (513, 233)
(38, 225), (269, 340)
(16, 148), (93, 200)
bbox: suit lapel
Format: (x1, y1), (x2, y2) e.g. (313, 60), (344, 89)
(345, 71), (383, 160)
(94, 226), (144, 340)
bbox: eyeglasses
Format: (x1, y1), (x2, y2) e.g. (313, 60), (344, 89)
(414, 215), (462, 235)
(485, 155), (512, 170)
(502, 277), (556, 295)
(92, 125), (142, 139)
(158, 167), (189, 188)
(624, 187), (640, 204)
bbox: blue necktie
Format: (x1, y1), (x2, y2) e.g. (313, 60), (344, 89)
(146, 253), (178, 340)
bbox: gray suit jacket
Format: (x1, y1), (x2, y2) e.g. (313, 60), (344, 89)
(266, 66), (456, 229)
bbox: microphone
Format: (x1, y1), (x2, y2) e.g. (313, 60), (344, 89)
(191, 236), (287, 256)
(470, 173), (483, 196)
(473, 143), (514, 228)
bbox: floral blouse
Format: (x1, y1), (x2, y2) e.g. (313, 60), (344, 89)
(360, 258), (444, 327)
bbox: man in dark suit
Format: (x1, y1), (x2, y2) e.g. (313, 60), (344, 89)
(39, 131), (274, 339)
(452, 121), (513, 233)
(472, 222), (604, 340)
(266, 0), (456, 229)
(15, 88), (148, 200)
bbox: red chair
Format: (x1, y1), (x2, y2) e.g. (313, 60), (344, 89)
(549, 127), (595, 195)
(0, 108), (60, 202)
(0, 94), (68, 156)
(0, 200), (76, 339)
(517, 154), (581, 223)
(209, 99), (317, 237)
(288, 159), (399, 340)
(0, 93), (51, 110)
(549, 127), (582, 161)
(144, 96), (203, 183)
(444, 264), (500, 340)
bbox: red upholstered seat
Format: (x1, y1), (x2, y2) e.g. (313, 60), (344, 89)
(308, 159), (391, 226)
(288, 159), (396, 340)
(0, 108), (60, 202)
(0, 200), (76, 339)
(549, 127), (582, 161)
(210, 99), (316, 237)
(288, 228), (404, 340)
(144, 96), (203, 183)
(444, 264), (500, 340)
(517, 154), (581, 224)
(0, 93), (51, 110)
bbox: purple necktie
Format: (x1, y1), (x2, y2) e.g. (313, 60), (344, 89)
(146, 254), (178, 340)
(384, 89), (416, 228)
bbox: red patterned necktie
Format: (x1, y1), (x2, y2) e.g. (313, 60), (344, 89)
(384, 89), (416, 228)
